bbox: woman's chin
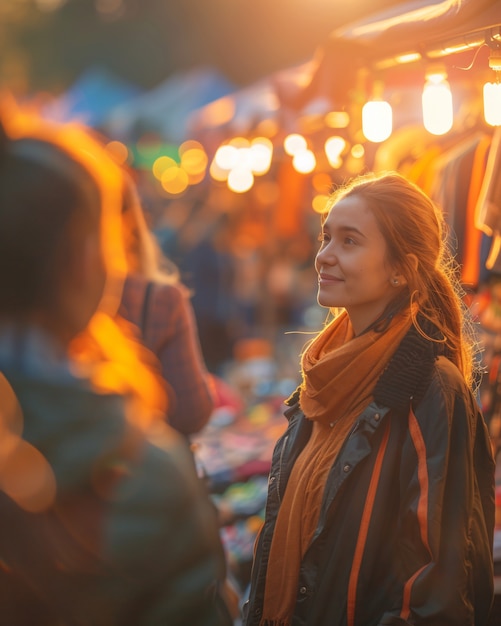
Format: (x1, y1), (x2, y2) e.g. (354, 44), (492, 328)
(317, 294), (339, 309)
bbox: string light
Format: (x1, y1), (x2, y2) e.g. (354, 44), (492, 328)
(362, 80), (393, 142)
(484, 50), (501, 126)
(422, 65), (453, 135)
(324, 136), (346, 168)
(292, 149), (316, 174)
(284, 133), (307, 156)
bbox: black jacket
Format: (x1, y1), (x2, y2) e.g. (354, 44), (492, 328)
(244, 325), (496, 626)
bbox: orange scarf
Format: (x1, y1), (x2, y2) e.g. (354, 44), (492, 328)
(260, 309), (413, 626)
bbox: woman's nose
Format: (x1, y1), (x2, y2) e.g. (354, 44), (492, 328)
(317, 243), (336, 266)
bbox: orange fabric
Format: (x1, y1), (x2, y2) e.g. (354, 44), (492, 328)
(260, 309), (413, 625)
(461, 135), (492, 287)
(299, 309), (411, 425)
(406, 145), (441, 195)
(347, 420), (391, 626)
(400, 407), (431, 620)
(273, 161), (307, 238)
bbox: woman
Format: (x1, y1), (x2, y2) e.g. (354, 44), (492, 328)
(118, 175), (215, 435)
(0, 104), (232, 625)
(244, 172), (495, 626)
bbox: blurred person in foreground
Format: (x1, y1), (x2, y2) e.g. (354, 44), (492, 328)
(244, 172), (495, 626)
(117, 175), (215, 436)
(0, 101), (232, 626)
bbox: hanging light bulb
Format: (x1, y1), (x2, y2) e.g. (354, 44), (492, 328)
(484, 50), (501, 127)
(362, 80), (393, 142)
(324, 136), (346, 168)
(292, 149), (316, 174)
(422, 66), (453, 135)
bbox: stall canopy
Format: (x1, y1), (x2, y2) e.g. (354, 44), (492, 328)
(103, 66), (236, 144)
(42, 66), (142, 128)
(278, 0), (501, 112)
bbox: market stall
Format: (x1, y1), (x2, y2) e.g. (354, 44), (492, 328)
(182, 2), (501, 619)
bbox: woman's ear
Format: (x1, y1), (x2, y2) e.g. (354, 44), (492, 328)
(390, 273), (407, 288)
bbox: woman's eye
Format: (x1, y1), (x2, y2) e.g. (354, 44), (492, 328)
(317, 232), (329, 243)
(344, 237), (356, 245)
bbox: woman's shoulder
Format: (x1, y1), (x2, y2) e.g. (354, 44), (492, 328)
(431, 355), (472, 396)
(148, 281), (191, 326)
(122, 274), (188, 319)
(415, 355), (479, 426)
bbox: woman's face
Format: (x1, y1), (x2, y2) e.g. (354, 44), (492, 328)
(315, 195), (399, 335)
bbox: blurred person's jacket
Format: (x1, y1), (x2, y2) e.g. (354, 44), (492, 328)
(120, 273), (215, 436)
(0, 326), (232, 626)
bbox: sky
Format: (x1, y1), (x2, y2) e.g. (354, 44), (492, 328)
(0, 0), (410, 94)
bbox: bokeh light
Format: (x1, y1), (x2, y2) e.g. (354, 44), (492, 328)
(161, 166), (189, 194)
(312, 194), (330, 214)
(153, 155), (177, 180)
(292, 148), (316, 174)
(228, 168), (254, 193)
(284, 133), (307, 156)
(105, 140), (129, 165)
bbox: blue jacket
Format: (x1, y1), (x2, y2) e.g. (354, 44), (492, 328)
(244, 324), (495, 626)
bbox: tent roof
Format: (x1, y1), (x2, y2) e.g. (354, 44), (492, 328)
(104, 66), (235, 143)
(42, 66), (142, 127)
(278, 0), (501, 111)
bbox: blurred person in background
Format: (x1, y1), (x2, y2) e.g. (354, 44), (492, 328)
(244, 172), (495, 626)
(0, 101), (232, 626)
(118, 173), (215, 437)
(179, 210), (237, 375)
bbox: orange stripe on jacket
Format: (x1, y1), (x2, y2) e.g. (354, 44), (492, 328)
(347, 420), (391, 626)
(400, 408), (432, 620)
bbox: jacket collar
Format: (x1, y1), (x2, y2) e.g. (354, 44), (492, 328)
(373, 317), (441, 413)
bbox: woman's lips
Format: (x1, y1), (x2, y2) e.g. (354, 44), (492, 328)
(318, 273), (343, 283)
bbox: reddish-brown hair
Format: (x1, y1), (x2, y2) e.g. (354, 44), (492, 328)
(326, 171), (478, 388)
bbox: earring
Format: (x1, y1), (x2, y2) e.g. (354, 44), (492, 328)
(393, 278), (399, 285)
